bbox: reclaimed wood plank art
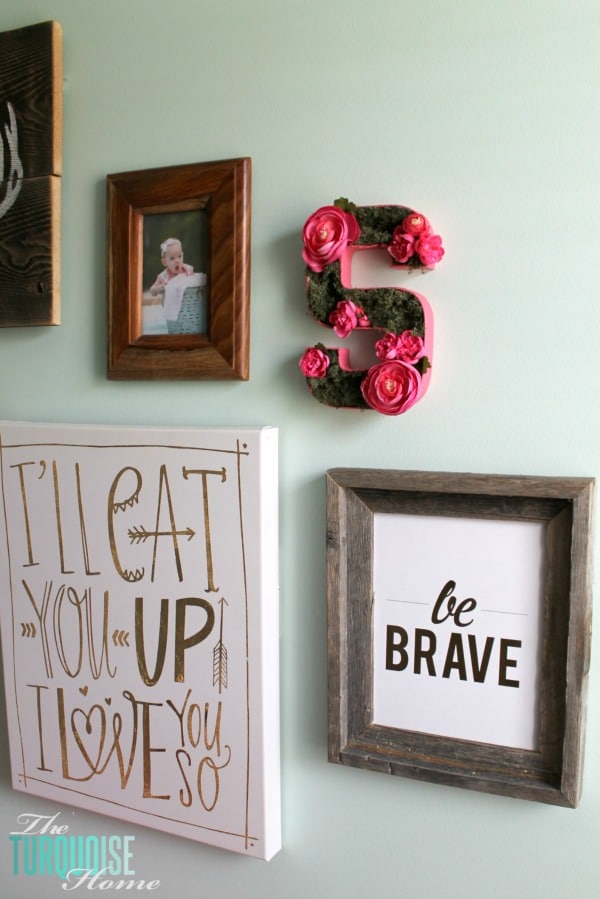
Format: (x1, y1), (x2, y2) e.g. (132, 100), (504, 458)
(0, 21), (62, 326)
(0, 421), (281, 860)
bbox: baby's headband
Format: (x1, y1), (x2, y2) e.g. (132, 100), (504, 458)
(160, 238), (181, 255)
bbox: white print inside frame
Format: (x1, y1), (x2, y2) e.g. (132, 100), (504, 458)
(372, 513), (545, 750)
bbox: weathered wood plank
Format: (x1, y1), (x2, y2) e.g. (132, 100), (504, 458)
(0, 174), (60, 325)
(0, 21), (62, 326)
(0, 21), (62, 178)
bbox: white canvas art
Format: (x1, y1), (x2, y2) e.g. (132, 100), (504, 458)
(0, 421), (280, 860)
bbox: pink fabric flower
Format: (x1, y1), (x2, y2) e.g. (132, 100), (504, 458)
(355, 306), (371, 328)
(395, 330), (425, 364)
(375, 332), (401, 361)
(361, 360), (421, 415)
(388, 228), (415, 264)
(402, 212), (431, 236)
(302, 205), (360, 273)
(415, 233), (444, 266)
(299, 347), (330, 378)
(329, 300), (358, 338)
(375, 330), (424, 363)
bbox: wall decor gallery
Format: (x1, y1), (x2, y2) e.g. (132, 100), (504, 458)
(0, 20), (62, 326)
(0, 421), (281, 860)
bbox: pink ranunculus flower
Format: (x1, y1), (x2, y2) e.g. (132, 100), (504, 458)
(415, 233), (444, 266)
(299, 347), (330, 378)
(395, 330), (425, 364)
(375, 332), (401, 361)
(302, 205), (360, 273)
(388, 227), (415, 264)
(329, 299), (358, 338)
(361, 360), (422, 415)
(402, 212), (431, 236)
(355, 306), (371, 328)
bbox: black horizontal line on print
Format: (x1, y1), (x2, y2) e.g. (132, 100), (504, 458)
(382, 598), (528, 617)
(480, 608), (529, 617)
(383, 599), (428, 605)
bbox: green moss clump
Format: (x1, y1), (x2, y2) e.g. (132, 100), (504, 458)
(306, 260), (425, 335)
(306, 346), (368, 409)
(354, 204), (413, 246)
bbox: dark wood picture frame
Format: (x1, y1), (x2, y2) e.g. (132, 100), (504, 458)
(326, 468), (595, 807)
(107, 158), (251, 379)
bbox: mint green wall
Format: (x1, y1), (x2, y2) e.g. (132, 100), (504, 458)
(1, 1), (600, 896)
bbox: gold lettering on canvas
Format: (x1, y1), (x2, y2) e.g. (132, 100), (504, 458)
(1, 436), (250, 829)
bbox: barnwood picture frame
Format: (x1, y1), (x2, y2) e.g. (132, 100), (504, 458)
(0, 20), (62, 326)
(107, 158), (251, 380)
(326, 468), (595, 807)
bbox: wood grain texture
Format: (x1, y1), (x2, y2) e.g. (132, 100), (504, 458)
(107, 158), (251, 379)
(0, 21), (62, 177)
(0, 175), (60, 325)
(326, 468), (595, 807)
(0, 21), (62, 326)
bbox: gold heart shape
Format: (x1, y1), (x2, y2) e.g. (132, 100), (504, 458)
(71, 705), (107, 774)
(105, 697), (112, 705)
(79, 686), (89, 696)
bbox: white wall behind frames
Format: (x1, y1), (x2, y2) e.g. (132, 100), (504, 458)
(0, 1), (599, 897)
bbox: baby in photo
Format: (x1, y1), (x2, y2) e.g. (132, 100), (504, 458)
(149, 237), (194, 296)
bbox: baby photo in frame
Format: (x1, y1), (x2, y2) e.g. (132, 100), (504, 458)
(107, 158), (251, 380)
(141, 209), (209, 337)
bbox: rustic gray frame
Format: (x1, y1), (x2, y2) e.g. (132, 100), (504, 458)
(326, 468), (595, 807)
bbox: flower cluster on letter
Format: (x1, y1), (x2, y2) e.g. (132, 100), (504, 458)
(388, 212), (444, 267)
(299, 319), (429, 415)
(299, 198), (443, 416)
